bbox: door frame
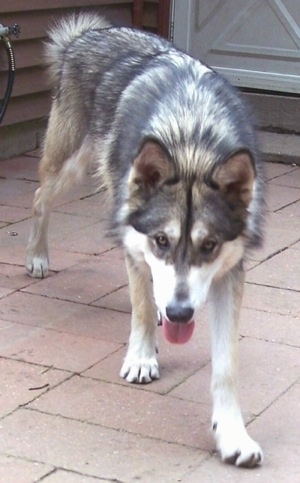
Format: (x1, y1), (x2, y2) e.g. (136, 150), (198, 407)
(133, 0), (172, 38)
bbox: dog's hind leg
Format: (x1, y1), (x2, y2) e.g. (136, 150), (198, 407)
(209, 264), (263, 467)
(120, 253), (159, 384)
(26, 102), (90, 278)
(26, 179), (53, 278)
(26, 143), (90, 278)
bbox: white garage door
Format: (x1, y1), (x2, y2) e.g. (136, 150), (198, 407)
(172, 0), (300, 93)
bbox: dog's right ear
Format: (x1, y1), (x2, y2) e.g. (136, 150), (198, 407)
(129, 141), (175, 192)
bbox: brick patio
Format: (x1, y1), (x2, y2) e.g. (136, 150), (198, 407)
(0, 152), (299, 482)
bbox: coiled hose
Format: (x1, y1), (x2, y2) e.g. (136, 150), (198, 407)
(0, 24), (20, 124)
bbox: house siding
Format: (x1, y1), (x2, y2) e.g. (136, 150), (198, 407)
(0, 0), (171, 158)
(0, 1), (134, 157)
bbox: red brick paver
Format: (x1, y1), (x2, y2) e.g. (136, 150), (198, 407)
(0, 154), (299, 482)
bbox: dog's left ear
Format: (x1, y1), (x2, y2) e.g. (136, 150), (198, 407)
(212, 151), (255, 206)
(129, 141), (175, 192)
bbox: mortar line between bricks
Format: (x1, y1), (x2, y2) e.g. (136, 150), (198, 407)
(241, 304), (299, 319)
(180, 451), (216, 479)
(290, 238), (300, 248)
(0, 453), (125, 483)
(274, 198), (300, 213)
(240, 334), (300, 349)
(43, 246), (119, 258)
(246, 241), (300, 270)
(79, 368), (212, 399)
(0, 370), (77, 422)
(33, 468), (57, 482)
(77, 345), (126, 374)
(0, 453), (55, 476)
(0, 248), (121, 272)
(271, 183), (300, 190)
(89, 282), (129, 304)
(245, 281), (300, 293)
(245, 379), (299, 427)
(75, 368), (216, 407)
(0, 317), (128, 350)
(265, 166), (299, 181)
(248, 246), (290, 267)
(0, 351), (136, 392)
(18, 288), (129, 309)
(0, 355), (73, 374)
(72, 369), (213, 402)
(17, 289), (94, 306)
(0, 214), (32, 226)
(21, 406), (210, 452)
(163, 359), (212, 396)
(36, 467), (124, 483)
(67, 187), (107, 201)
(90, 303), (130, 314)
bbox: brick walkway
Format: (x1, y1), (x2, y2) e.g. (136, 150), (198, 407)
(0, 152), (299, 482)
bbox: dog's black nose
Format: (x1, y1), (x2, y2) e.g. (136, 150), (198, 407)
(166, 305), (194, 323)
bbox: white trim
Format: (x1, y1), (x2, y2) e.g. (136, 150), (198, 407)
(172, 0), (193, 51)
(215, 66), (300, 93)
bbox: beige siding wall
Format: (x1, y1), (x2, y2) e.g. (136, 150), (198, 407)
(0, 0), (171, 158)
(0, 1), (134, 158)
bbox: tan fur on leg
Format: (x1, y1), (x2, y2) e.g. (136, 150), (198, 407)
(120, 253), (159, 383)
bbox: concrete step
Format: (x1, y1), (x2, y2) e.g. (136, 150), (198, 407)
(259, 131), (300, 165)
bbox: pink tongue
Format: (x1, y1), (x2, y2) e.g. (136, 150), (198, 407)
(162, 318), (195, 344)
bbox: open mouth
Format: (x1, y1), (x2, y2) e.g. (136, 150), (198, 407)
(161, 316), (195, 344)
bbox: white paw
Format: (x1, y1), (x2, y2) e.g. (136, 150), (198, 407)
(26, 255), (49, 278)
(213, 419), (263, 468)
(120, 356), (160, 384)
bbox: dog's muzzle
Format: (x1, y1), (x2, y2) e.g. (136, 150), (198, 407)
(159, 304), (195, 344)
(166, 304), (194, 323)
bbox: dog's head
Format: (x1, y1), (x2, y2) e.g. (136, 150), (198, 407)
(123, 140), (255, 342)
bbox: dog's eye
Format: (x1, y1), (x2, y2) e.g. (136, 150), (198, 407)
(155, 234), (170, 249)
(200, 238), (218, 255)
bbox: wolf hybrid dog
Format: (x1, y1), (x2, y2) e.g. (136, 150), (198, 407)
(26, 13), (264, 467)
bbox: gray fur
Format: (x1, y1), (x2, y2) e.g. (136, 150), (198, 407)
(43, 13), (264, 251)
(26, 14), (265, 468)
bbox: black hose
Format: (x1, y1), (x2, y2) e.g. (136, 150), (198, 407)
(0, 36), (15, 124)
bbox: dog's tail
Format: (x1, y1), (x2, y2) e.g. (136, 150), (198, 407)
(45, 13), (111, 86)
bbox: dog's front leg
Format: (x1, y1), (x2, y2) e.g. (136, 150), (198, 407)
(120, 253), (159, 384)
(209, 265), (263, 467)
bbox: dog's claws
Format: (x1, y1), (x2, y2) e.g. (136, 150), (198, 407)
(223, 449), (262, 467)
(238, 452), (262, 468)
(157, 312), (162, 326)
(223, 450), (241, 466)
(120, 357), (160, 384)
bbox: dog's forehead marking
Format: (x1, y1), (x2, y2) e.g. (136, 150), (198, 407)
(164, 220), (181, 240)
(191, 221), (209, 244)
